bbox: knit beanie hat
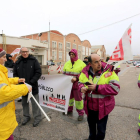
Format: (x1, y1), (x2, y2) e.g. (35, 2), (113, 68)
(0, 48), (6, 58)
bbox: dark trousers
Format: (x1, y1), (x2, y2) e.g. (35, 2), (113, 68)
(87, 109), (108, 140)
(22, 94), (41, 122)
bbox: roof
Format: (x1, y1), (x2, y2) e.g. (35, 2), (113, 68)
(50, 30), (63, 36)
(91, 48), (99, 53)
(91, 45), (106, 52)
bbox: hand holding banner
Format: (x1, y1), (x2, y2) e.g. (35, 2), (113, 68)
(25, 83), (51, 122)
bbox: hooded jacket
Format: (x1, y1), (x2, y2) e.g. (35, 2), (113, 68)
(0, 64), (28, 140)
(13, 54), (41, 95)
(63, 49), (86, 89)
(79, 62), (120, 120)
(4, 54), (14, 68)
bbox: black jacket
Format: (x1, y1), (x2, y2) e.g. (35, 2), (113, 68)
(5, 54), (14, 68)
(83, 60), (88, 65)
(13, 54), (42, 95)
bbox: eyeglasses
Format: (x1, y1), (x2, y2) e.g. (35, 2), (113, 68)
(21, 51), (29, 54)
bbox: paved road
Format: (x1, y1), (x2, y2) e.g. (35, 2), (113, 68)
(13, 64), (140, 140)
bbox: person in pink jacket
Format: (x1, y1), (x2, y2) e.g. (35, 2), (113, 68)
(63, 49), (86, 121)
(79, 54), (120, 140)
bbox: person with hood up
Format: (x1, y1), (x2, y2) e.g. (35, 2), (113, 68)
(0, 48), (32, 140)
(79, 54), (120, 140)
(4, 54), (14, 68)
(63, 49), (86, 121)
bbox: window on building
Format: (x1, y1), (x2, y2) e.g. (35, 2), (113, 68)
(52, 50), (57, 60)
(73, 44), (77, 49)
(52, 41), (57, 49)
(59, 51), (62, 60)
(59, 43), (62, 49)
(66, 42), (71, 52)
(66, 53), (70, 61)
(66, 42), (71, 61)
(86, 47), (88, 56)
(89, 48), (91, 55)
(82, 55), (85, 60)
(82, 46), (86, 60)
(78, 45), (82, 59)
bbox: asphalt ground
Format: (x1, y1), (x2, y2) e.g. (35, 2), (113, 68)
(13, 63), (140, 140)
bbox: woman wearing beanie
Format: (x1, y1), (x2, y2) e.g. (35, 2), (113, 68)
(0, 48), (32, 140)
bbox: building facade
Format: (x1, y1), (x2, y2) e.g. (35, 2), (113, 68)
(22, 30), (92, 64)
(91, 45), (106, 60)
(0, 31), (107, 65)
(0, 34), (48, 65)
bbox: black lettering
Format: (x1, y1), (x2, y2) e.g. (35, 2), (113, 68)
(46, 95), (48, 101)
(42, 85), (45, 90)
(62, 95), (66, 100)
(50, 88), (53, 92)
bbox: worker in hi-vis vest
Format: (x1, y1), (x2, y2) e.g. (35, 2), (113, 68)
(78, 54), (120, 140)
(63, 49), (86, 121)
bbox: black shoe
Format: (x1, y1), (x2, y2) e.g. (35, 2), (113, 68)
(67, 111), (73, 115)
(62, 112), (66, 115)
(62, 111), (73, 115)
(22, 117), (30, 125)
(33, 120), (41, 127)
(77, 115), (84, 121)
(17, 99), (22, 102)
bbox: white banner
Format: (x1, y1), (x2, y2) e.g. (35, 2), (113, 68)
(39, 74), (72, 113)
(7, 68), (73, 113)
(7, 68), (14, 78)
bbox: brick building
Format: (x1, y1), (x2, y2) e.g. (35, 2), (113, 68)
(1, 31), (107, 65)
(22, 30), (92, 64)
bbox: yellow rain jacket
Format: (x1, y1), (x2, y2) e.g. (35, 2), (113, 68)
(0, 64), (28, 140)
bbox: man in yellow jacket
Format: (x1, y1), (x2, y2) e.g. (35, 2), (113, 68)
(0, 48), (31, 140)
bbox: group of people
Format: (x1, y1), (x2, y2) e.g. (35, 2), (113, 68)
(0, 46), (124, 140)
(0, 47), (42, 140)
(63, 49), (120, 140)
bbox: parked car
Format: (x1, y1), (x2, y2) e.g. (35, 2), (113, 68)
(136, 62), (140, 67)
(133, 61), (140, 66)
(46, 61), (55, 66)
(122, 61), (126, 64)
(126, 61), (132, 64)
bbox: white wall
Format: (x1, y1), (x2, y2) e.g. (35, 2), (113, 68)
(0, 35), (48, 65)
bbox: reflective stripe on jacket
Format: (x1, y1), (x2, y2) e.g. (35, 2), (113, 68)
(138, 74), (140, 88)
(0, 64), (28, 140)
(79, 63), (120, 120)
(138, 114), (140, 129)
(63, 59), (86, 76)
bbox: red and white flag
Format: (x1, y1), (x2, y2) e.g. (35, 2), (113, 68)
(11, 48), (21, 56)
(109, 24), (133, 68)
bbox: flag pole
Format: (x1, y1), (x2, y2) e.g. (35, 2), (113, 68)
(29, 92), (51, 122)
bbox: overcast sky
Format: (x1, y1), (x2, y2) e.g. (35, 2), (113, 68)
(0, 0), (140, 55)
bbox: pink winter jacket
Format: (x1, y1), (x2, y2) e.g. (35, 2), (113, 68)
(63, 49), (82, 90)
(79, 62), (120, 120)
